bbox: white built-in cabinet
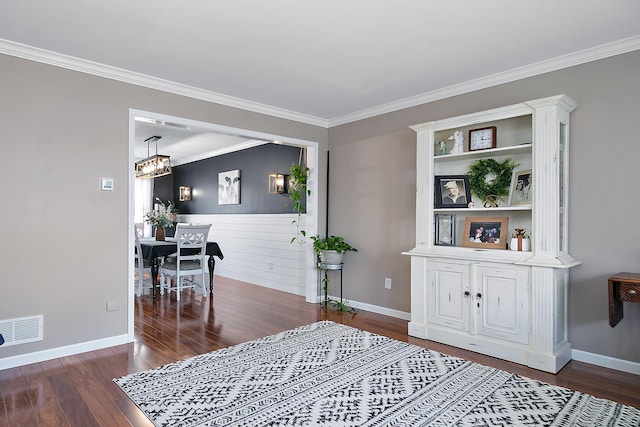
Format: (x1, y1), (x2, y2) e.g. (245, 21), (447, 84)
(404, 95), (580, 373)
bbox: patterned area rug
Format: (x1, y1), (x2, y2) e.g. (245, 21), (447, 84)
(114, 321), (640, 426)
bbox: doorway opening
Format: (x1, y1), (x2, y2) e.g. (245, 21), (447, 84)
(128, 109), (320, 340)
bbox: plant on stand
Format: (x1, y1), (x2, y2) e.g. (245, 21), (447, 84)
(144, 199), (177, 241)
(311, 235), (358, 313)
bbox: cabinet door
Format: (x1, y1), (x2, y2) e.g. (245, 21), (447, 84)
(474, 265), (529, 344)
(427, 262), (470, 331)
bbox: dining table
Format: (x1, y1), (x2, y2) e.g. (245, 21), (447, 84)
(138, 238), (224, 299)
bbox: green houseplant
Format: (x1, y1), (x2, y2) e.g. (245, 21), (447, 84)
(311, 235), (357, 265)
(288, 162), (310, 244)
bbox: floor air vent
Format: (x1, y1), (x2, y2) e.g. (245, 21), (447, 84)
(0, 315), (43, 347)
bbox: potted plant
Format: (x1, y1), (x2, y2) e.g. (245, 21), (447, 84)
(311, 235), (357, 265)
(144, 199), (178, 241)
(510, 228), (531, 252)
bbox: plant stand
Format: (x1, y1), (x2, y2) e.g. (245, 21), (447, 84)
(317, 262), (356, 314)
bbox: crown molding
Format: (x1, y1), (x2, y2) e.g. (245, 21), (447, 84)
(328, 35), (640, 127)
(2, 36), (639, 129)
(0, 39), (329, 128)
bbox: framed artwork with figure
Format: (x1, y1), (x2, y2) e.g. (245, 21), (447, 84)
(218, 170), (241, 205)
(435, 175), (471, 209)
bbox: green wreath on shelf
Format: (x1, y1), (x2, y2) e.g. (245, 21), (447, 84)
(467, 158), (518, 205)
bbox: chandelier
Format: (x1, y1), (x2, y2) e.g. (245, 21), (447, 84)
(135, 136), (172, 179)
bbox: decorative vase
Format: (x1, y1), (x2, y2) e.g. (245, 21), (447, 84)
(155, 227), (165, 241)
(510, 236), (530, 251)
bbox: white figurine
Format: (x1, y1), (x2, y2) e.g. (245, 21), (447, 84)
(448, 130), (464, 154)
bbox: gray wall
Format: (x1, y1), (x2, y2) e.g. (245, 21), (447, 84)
(329, 50), (640, 362)
(0, 53), (328, 358)
(1, 49), (638, 365)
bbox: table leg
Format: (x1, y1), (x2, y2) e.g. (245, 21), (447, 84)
(608, 279), (623, 327)
(208, 256), (215, 294)
(151, 257), (160, 300)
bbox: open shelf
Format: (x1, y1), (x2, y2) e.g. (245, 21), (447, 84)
(434, 143), (532, 163)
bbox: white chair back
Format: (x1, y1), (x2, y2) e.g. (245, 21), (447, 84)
(159, 224), (212, 300)
(175, 224), (211, 261)
(135, 222), (144, 238)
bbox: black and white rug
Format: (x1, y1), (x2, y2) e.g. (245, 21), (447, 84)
(114, 321), (639, 426)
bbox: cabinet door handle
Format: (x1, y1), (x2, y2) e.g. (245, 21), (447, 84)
(629, 289), (637, 297)
(476, 293), (482, 299)
(464, 291), (470, 298)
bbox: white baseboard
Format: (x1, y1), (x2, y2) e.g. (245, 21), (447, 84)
(0, 334), (131, 370)
(572, 349), (640, 375)
(326, 294), (411, 321)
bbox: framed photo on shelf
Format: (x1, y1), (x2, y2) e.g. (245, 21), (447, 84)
(435, 175), (471, 209)
(508, 169), (532, 206)
(462, 217), (509, 250)
(435, 214), (456, 246)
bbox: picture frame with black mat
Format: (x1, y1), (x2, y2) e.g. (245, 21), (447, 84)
(435, 175), (471, 209)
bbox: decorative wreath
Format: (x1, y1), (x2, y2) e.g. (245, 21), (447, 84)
(467, 158), (518, 201)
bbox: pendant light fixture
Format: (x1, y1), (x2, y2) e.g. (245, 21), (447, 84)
(135, 136), (172, 178)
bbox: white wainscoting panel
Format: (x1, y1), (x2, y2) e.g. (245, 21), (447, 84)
(179, 214), (309, 296)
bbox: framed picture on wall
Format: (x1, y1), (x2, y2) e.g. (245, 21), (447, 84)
(218, 170), (241, 205)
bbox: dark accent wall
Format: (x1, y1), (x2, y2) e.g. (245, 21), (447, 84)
(153, 143), (303, 214)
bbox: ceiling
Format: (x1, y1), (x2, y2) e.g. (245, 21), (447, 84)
(132, 117), (269, 165)
(1, 1), (639, 162)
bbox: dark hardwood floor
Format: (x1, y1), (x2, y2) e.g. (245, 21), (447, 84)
(1, 276), (639, 426)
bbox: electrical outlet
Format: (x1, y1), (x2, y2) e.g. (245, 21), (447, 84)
(268, 261), (273, 270)
(106, 301), (119, 312)
(385, 278), (392, 289)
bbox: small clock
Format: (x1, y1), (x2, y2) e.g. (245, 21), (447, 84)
(469, 126), (497, 151)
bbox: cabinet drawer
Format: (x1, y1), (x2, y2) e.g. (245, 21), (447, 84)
(619, 284), (640, 303)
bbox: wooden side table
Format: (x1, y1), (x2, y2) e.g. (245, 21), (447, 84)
(608, 272), (640, 327)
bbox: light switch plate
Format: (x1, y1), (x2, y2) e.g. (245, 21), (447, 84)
(100, 177), (114, 191)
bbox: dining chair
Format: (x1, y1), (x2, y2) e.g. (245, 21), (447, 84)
(164, 222), (192, 262)
(134, 224), (152, 297)
(159, 224), (212, 300)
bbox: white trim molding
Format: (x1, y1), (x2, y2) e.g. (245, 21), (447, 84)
(0, 39), (328, 128)
(329, 35), (640, 126)
(572, 349), (640, 376)
(326, 294), (411, 321)
(2, 36), (639, 127)
(0, 334), (130, 370)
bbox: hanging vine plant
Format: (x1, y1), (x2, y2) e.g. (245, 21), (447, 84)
(467, 158), (518, 205)
(287, 151), (310, 244)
